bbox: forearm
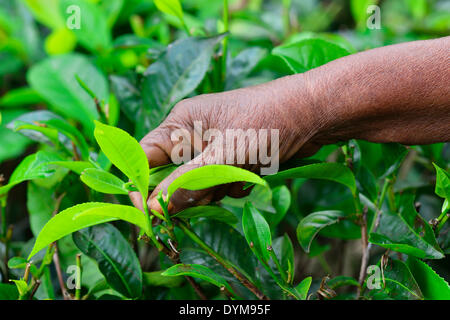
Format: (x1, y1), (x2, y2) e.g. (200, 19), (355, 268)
(295, 37), (450, 145)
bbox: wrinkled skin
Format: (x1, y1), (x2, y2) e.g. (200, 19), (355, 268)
(130, 36), (450, 214)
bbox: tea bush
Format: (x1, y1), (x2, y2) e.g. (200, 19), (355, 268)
(0, 0), (449, 300)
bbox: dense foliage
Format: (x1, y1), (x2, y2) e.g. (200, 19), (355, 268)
(0, 0), (449, 300)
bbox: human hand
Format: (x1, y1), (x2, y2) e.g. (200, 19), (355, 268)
(129, 74), (324, 214)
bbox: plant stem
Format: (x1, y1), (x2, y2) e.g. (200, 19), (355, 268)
(53, 244), (70, 300)
(23, 263), (31, 283)
(29, 280), (41, 300)
(177, 221), (268, 300)
(3, 225), (12, 283)
(341, 144), (362, 214)
(1, 201), (6, 239)
(142, 198), (164, 252)
(359, 178), (391, 295)
(356, 207), (368, 299)
(41, 268), (55, 300)
(156, 193), (177, 241)
(437, 202), (449, 221)
(387, 176), (397, 212)
(185, 276), (208, 300)
(75, 254), (82, 300)
(371, 178), (390, 233)
(142, 198), (207, 300)
(353, 189), (363, 214)
(75, 75), (107, 124)
(259, 258), (299, 299)
(436, 213), (449, 233)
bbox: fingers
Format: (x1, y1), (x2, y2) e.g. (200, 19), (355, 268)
(140, 126), (174, 168)
(129, 191), (144, 211)
(148, 162), (215, 214)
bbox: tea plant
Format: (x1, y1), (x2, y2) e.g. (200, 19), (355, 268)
(0, 0), (449, 300)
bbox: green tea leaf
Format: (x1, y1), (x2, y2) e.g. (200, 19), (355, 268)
(154, 0), (184, 21)
(327, 276), (359, 290)
(73, 224), (143, 298)
(6, 110), (65, 146)
(433, 163), (450, 200)
(27, 54), (108, 133)
(265, 163), (356, 195)
(144, 270), (184, 288)
(8, 257), (39, 277)
(221, 184), (275, 213)
(142, 35), (225, 130)
(180, 220), (258, 286)
(48, 161), (95, 175)
(23, 0), (65, 29)
(44, 27), (76, 55)
(28, 203), (118, 259)
(225, 47), (267, 90)
(173, 206), (238, 225)
(29, 203), (150, 260)
(101, 0), (124, 27)
(80, 168), (129, 195)
(0, 110), (32, 164)
(162, 264), (233, 293)
(295, 276), (312, 300)
(242, 202), (272, 263)
(149, 164), (177, 188)
(273, 234), (294, 283)
(272, 38), (350, 73)
(264, 185), (291, 227)
(11, 120), (60, 146)
(109, 74), (143, 125)
(0, 87), (43, 108)
(369, 194), (444, 259)
(406, 258), (450, 300)
(27, 182), (54, 237)
(356, 165), (379, 202)
(0, 151), (58, 197)
(379, 143), (408, 178)
(373, 258), (423, 300)
(11, 280), (28, 296)
(42, 118), (90, 160)
(0, 284), (19, 300)
(74, 204), (150, 234)
(296, 211), (346, 253)
(94, 121), (149, 200)
(167, 165), (268, 200)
